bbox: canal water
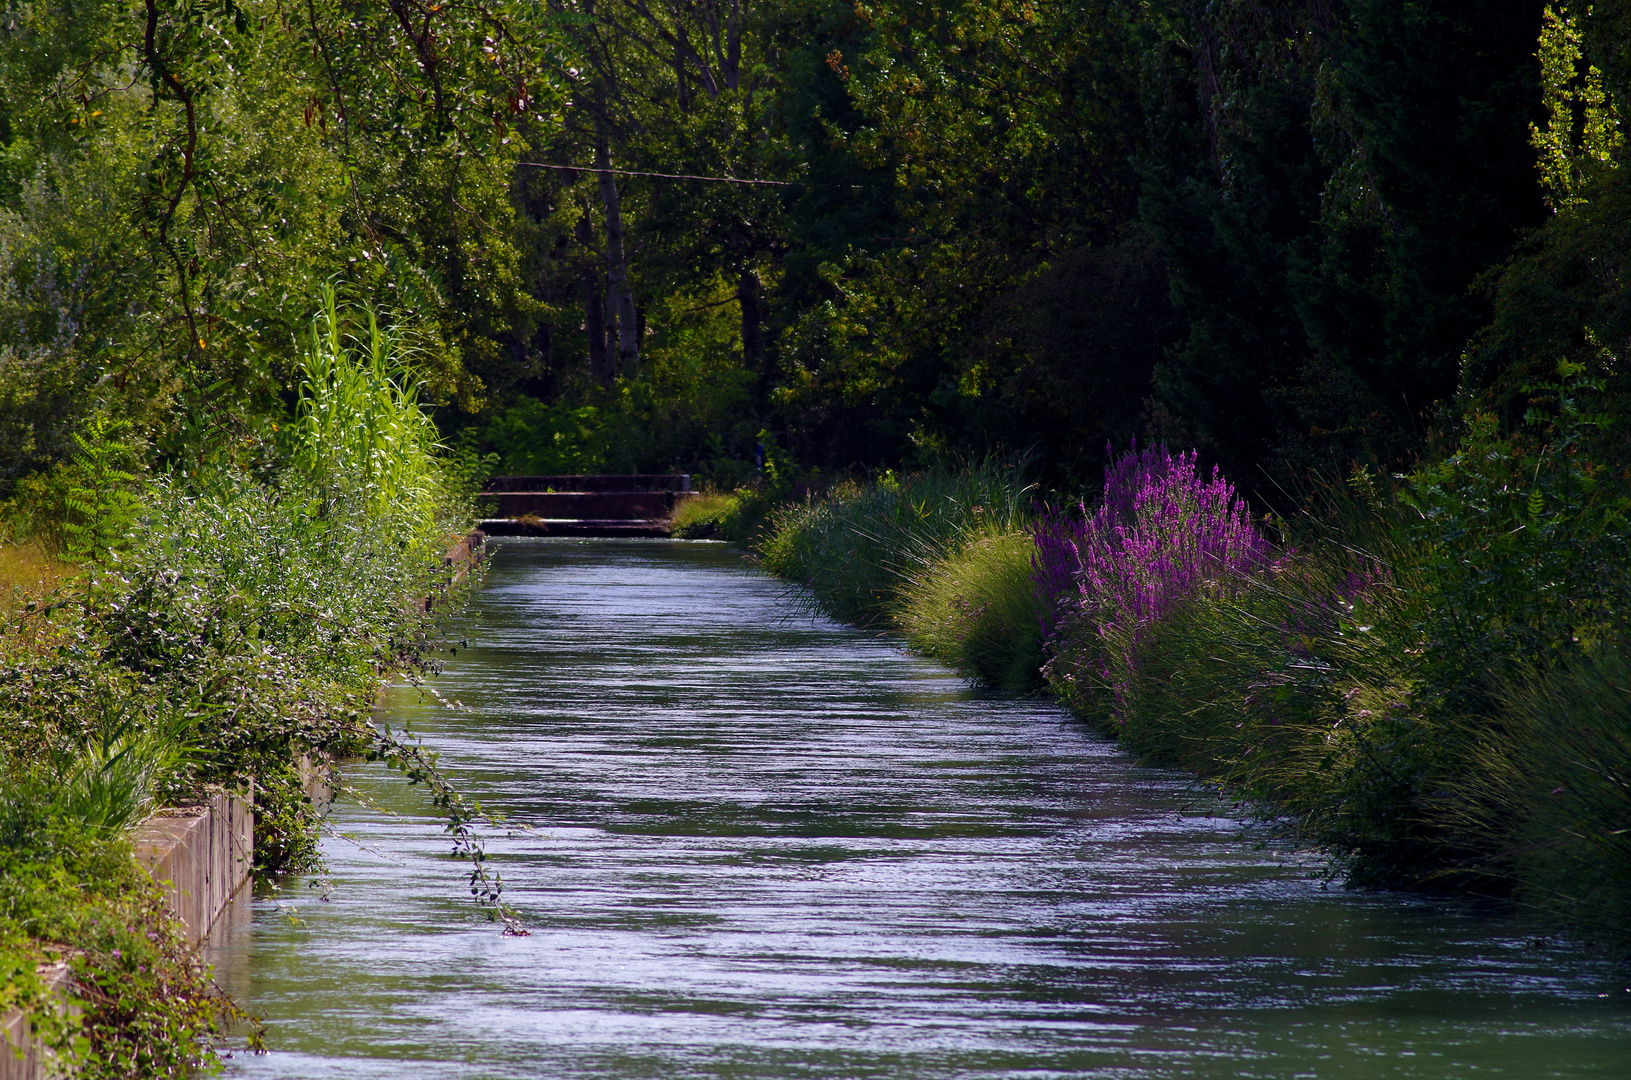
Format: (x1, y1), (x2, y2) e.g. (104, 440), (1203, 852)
(215, 539), (1631, 1079)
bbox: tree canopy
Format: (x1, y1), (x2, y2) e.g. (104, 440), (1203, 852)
(3, 0), (1627, 494)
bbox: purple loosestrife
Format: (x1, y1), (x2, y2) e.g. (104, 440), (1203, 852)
(1032, 443), (1269, 717)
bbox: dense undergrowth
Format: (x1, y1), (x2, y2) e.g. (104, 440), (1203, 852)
(0, 294), (496, 1073)
(759, 367), (1631, 955)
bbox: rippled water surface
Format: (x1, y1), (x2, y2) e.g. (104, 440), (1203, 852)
(216, 539), (1631, 1079)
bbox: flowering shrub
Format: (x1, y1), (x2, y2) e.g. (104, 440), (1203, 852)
(1032, 443), (1269, 715)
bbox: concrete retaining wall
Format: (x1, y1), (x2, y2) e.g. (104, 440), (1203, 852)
(132, 790), (255, 945)
(1, 791), (254, 1079)
(0, 965), (73, 1080)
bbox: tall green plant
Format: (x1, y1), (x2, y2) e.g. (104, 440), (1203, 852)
(759, 464), (1033, 626)
(53, 701), (197, 834)
(1454, 647), (1631, 949)
(291, 289), (443, 518)
(894, 528), (1044, 692)
(1401, 361), (1630, 717)
(60, 418), (144, 563)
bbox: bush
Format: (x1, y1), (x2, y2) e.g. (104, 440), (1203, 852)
(1033, 443), (1270, 719)
(481, 396), (610, 475)
(757, 405), (1631, 947)
(0, 289), (500, 1070)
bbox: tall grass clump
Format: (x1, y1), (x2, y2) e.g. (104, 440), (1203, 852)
(893, 527), (1044, 692)
(291, 287), (444, 519)
(1454, 648), (1631, 945)
(759, 463), (1033, 625)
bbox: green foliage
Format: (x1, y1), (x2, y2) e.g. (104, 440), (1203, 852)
(1, 415), (145, 559)
(291, 289), (444, 518)
(0, 784), (248, 1075)
(2, 286), (492, 902)
(759, 464), (1033, 626)
(1533, 3), (1624, 213)
(1455, 647), (1631, 949)
(365, 719), (525, 933)
(1401, 364), (1631, 717)
(52, 701), (196, 834)
(61, 417), (144, 563)
(1465, 131), (1631, 418)
(669, 491), (742, 540)
(474, 273), (762, 480)
(0, 0), (569, 489)
(893, 528), (1043, 692)
(483, 397), (611, 475)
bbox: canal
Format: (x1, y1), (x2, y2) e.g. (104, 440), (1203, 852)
(215, 538), (1631, 1078)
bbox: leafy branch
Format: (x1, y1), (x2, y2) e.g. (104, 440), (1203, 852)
(364, 719), (530, 935)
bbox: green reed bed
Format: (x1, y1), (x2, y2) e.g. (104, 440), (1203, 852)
(892, 527), (1044, 694)
(759, 464), (1034, 627)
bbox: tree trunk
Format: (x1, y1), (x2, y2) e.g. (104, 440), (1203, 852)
(595, 122), (640, 378)
(738, 266), (773, 404)
(576, 203), (615, 385)
(584, 269), (613, 385)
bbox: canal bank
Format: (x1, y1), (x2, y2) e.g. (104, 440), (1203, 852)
(215, 539), (1630, 1079)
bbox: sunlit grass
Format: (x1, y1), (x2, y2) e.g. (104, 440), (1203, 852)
(894, 527), (1043, 692)
(759, 464), (1034, 626)
(670, 491), (738, 536)
(0, 538), (75, 602)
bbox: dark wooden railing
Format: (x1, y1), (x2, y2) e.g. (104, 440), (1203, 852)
(480, 475), (694, 537)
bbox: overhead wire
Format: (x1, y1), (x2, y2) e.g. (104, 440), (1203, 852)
(516, 161), (795, 186)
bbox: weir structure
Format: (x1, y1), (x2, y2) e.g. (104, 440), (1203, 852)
(479, 475), (694, 538)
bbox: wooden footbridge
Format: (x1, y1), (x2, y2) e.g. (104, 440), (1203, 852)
(479, 475), (694, 538)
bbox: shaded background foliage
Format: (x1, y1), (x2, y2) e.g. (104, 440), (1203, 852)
(3, 0), (1626, 500)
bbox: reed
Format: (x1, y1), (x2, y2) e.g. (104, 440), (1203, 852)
(1448, 648), (1631, 949)
(291, 286), (443, 519)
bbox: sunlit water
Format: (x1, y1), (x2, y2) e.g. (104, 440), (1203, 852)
(215, 539), (1631, 1079)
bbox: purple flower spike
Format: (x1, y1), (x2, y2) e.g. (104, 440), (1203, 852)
(1031, 443), (1269, 718)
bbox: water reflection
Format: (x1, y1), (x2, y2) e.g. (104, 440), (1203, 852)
(216, 539), (1631, 1078)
